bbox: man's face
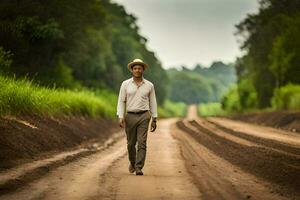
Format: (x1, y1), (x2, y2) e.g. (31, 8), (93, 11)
(132, 65), (144, 78)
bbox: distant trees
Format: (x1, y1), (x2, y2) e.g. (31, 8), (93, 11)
(167, 62), (236, 104)
(230, 0), (300, 110)
(0, 0), (167, 104)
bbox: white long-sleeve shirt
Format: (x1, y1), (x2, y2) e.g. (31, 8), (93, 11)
(117, 77), (158, 119)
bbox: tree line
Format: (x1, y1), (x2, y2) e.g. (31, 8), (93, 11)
(0, 0), (168, 104)
(226, 0), (300, 111)
(167, 62), (236, 104)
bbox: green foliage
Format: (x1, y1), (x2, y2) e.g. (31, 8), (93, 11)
(221, 85), (241, 113)
(0, 0), (168, 104)
(17, 16), (64, 41)
(237, 78), (257, 109)
(198, 102), (227, 117)
(158, 100), (187, 118)
(235, 0), (300, 108)
(194, 62), (236, 86)
(52, 57), (81, 88)
(221, 77), (257, 113)
(0, 47), (13, 75)
(271, 84), (300, 110)
(194, 62), (237, 101)
(0, 75), (117, 118)
(169, 72), (212, 104)
(269, 14), (300, 87)
(167, 62), (236, 104)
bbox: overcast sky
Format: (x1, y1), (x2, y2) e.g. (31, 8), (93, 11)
(113, 0), (259, 69)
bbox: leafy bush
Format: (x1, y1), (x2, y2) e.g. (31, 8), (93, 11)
(198, 102), (226, 117)
(271, 84), (300, 110)
(0, 47), (13, 75)
(158, 100), (187, 118)
(221, 85), (241, 112)
(237, 78), (258, 109)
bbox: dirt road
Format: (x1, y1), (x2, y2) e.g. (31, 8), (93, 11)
(1, 105), (299, 199)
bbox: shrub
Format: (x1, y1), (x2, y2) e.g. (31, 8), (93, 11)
(271, 84), (300, 110)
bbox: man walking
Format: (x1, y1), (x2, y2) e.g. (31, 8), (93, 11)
(117, 58), (158, 176)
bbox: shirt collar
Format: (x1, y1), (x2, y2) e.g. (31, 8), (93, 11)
(131, 77), (145, 84)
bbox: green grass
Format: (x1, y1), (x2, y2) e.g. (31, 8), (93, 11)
(0, 75), (189, 118)
(158, 100), (187, 118)
(198, 102), (227, 117)
(0, 76), (117, 118)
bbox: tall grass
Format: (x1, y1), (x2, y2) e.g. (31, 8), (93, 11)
(0, 76), (117, 118)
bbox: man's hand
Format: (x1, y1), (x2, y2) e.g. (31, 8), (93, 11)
(150, 118), (157, 132)
(119, 118), (125, 128)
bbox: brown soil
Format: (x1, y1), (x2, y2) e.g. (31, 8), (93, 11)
(0, 114), (119, 171)
(1, 105), (299, 199)
(229, 111), (300, 133)
(173, 121), (289, 200)
(176, 118), (300, 199)
(2, 118), (286, 200)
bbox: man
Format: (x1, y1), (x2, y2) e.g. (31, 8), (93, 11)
(117, 58), (158, 176)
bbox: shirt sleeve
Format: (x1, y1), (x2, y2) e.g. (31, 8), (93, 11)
(117, 82), (126, 118)
(149, 84), (158, 118)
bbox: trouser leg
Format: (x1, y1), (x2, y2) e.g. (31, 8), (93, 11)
(135, 113), (151, 169)
(125, 114), (137, 166)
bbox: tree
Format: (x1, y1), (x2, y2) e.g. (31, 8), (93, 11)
(235, 0), (300, 108)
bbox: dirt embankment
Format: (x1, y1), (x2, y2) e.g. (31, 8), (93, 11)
(0, 114), (118, 171)
(229, 111), (300, 133)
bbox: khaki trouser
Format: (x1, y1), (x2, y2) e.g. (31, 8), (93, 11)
(124, 111), (151, 169)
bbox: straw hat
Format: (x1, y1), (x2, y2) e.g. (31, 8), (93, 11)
(127, 58), (149, 71)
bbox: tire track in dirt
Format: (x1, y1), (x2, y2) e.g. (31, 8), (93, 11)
(172, 122), (288, 200)
(0, 138), (127, 200)
(208, 117), (300, 154)
(93, 118), (202, 200)
(176, 118), (300, 199)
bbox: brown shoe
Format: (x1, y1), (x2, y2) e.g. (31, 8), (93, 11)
(129, 164), (135, 173)
(135, 168), (143, 176)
